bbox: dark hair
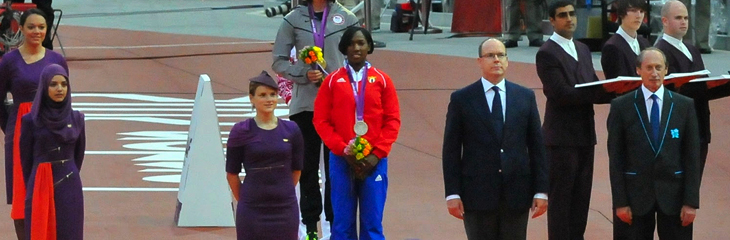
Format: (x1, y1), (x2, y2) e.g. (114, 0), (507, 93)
(635, 47), (667, 68)
(338, 26), (374, 55)
(616, 0), (647, 24)
(300, 0), (336, 6)
(548, 1), (574, 19)
(20, 8), (47, 26)
(248, 82), (277, 95)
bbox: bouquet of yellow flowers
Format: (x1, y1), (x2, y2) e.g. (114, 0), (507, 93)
(344, 136), (372, 160)
(298, 46), (327, 87)
(344, 136), (377, 180)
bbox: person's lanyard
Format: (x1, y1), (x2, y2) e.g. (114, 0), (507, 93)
(308, 4), (329, 49)
(347, 62), (368, 123)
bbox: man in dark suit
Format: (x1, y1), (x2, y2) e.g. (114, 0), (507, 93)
(442, 38), (548, 240)
(601, 0), (652, 80)
(655, 0), (730, 180)
(536, 1), (612, 239)
(607, 48), (700, 239)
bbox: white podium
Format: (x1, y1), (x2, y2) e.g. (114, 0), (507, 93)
(174, 74), (235, 227)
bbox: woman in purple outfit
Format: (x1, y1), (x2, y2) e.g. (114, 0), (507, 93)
(0, 8), (68, 239)
(226, 71), (304, 240)
(20, 63), (85, 239)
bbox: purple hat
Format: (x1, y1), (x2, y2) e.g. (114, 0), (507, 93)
(249, 70), (278, 91)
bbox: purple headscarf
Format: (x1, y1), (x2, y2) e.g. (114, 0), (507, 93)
(28, 64), (80, 143)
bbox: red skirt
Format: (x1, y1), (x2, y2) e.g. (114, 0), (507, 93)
(11, 102), (31, 219)
(31, 162), (56, 240)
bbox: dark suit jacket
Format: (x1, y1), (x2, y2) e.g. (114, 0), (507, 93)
(601, 34), (651, 79)
(607, 89), (700, 216)
(442, 80), (549, 211)
(537, 39), (612, 147)
(655, 39), (730, 144)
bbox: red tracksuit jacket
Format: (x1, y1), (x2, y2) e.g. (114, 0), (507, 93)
(313, 65), (401, 159)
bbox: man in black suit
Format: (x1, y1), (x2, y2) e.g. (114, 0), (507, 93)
(655, 0), (730, 180)
(607, 48), (700, 239)
(601, 0), (651, 80)
(536, 1), (612, 239)
(442, 38), (548, 240)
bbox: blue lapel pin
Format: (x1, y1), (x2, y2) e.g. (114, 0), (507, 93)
(671, 129), (679, 138)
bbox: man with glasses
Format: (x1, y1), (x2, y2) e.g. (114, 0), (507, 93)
(535, 1), (612, 239)
(442, 38), (548, 239)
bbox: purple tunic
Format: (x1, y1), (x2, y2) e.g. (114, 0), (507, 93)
(0, 49), (69, 204)
(226, 118), (304, 240)
(19, 112), (85, 240)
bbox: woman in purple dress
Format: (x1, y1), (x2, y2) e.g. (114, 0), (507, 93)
(19, 64), (85, 239)
(226, 71), (304, 240)
(0, 8), (69, 239)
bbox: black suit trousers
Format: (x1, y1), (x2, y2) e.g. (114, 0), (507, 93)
(547, 146), (594, 240)
(290, 111), (333, 229)
(463, 196), (530, 240)
(616, 203), (694, 240)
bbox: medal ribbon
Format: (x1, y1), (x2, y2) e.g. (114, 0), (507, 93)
(347, 62), (368, 122)
(308, 4), (329, 49)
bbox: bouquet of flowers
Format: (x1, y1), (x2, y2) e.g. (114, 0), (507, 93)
(344, 136), (375, 180)
(298, 46), (327, 87)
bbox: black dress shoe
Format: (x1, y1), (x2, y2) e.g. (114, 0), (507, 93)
(529, 39), (545, 47)
(699, 48), (712, 54)
(503, 40), (518, 48)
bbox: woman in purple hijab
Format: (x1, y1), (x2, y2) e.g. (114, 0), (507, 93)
(19, 63), (85, 239)
(0, 9), (69, 239)
(225, 71), (304, 240)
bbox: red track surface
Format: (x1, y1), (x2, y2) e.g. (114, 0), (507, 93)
(1, 25), (728, 239)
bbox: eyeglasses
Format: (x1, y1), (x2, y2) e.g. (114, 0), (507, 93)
(480, 53), (507, 59)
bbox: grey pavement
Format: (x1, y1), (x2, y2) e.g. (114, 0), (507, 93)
(55, 0), (729, 74)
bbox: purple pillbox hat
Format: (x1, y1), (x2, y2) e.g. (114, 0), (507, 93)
(249, 70), (279, 91)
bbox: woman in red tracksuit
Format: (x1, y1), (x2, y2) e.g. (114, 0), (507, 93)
(313, 26), (400, 240)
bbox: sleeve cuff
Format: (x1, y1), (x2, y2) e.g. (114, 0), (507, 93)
(534, 193), (548, 200)
(446, 194), (461, 201)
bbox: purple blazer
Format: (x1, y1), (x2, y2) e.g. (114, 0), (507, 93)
(601, 33), (651, 79)
(536, 39), (611, 147)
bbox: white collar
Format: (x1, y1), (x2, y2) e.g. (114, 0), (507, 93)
(662, 34), (685, 48)
(616, 26), (638, 46)
(641, 84), (665, 101)
(549, 32), (573, 45)
(481, 78), (506, 93)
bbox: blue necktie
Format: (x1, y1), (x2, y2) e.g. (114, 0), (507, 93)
(491, 86), (503, 138)
(650, 94), (660, 146)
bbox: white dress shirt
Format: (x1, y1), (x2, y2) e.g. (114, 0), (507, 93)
(617, 26), (640, 55)
(641, 84), (664, 122)
(550, 32), (578, 61)
(446, 78), (548, 201)
(662, 34), (693, 62)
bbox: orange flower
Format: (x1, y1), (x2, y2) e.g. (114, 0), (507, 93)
(309, 51), (316, 57)
(312, 56), (318, 61)
(363, 149), (370, 156)
(305, 58), (312, 64)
